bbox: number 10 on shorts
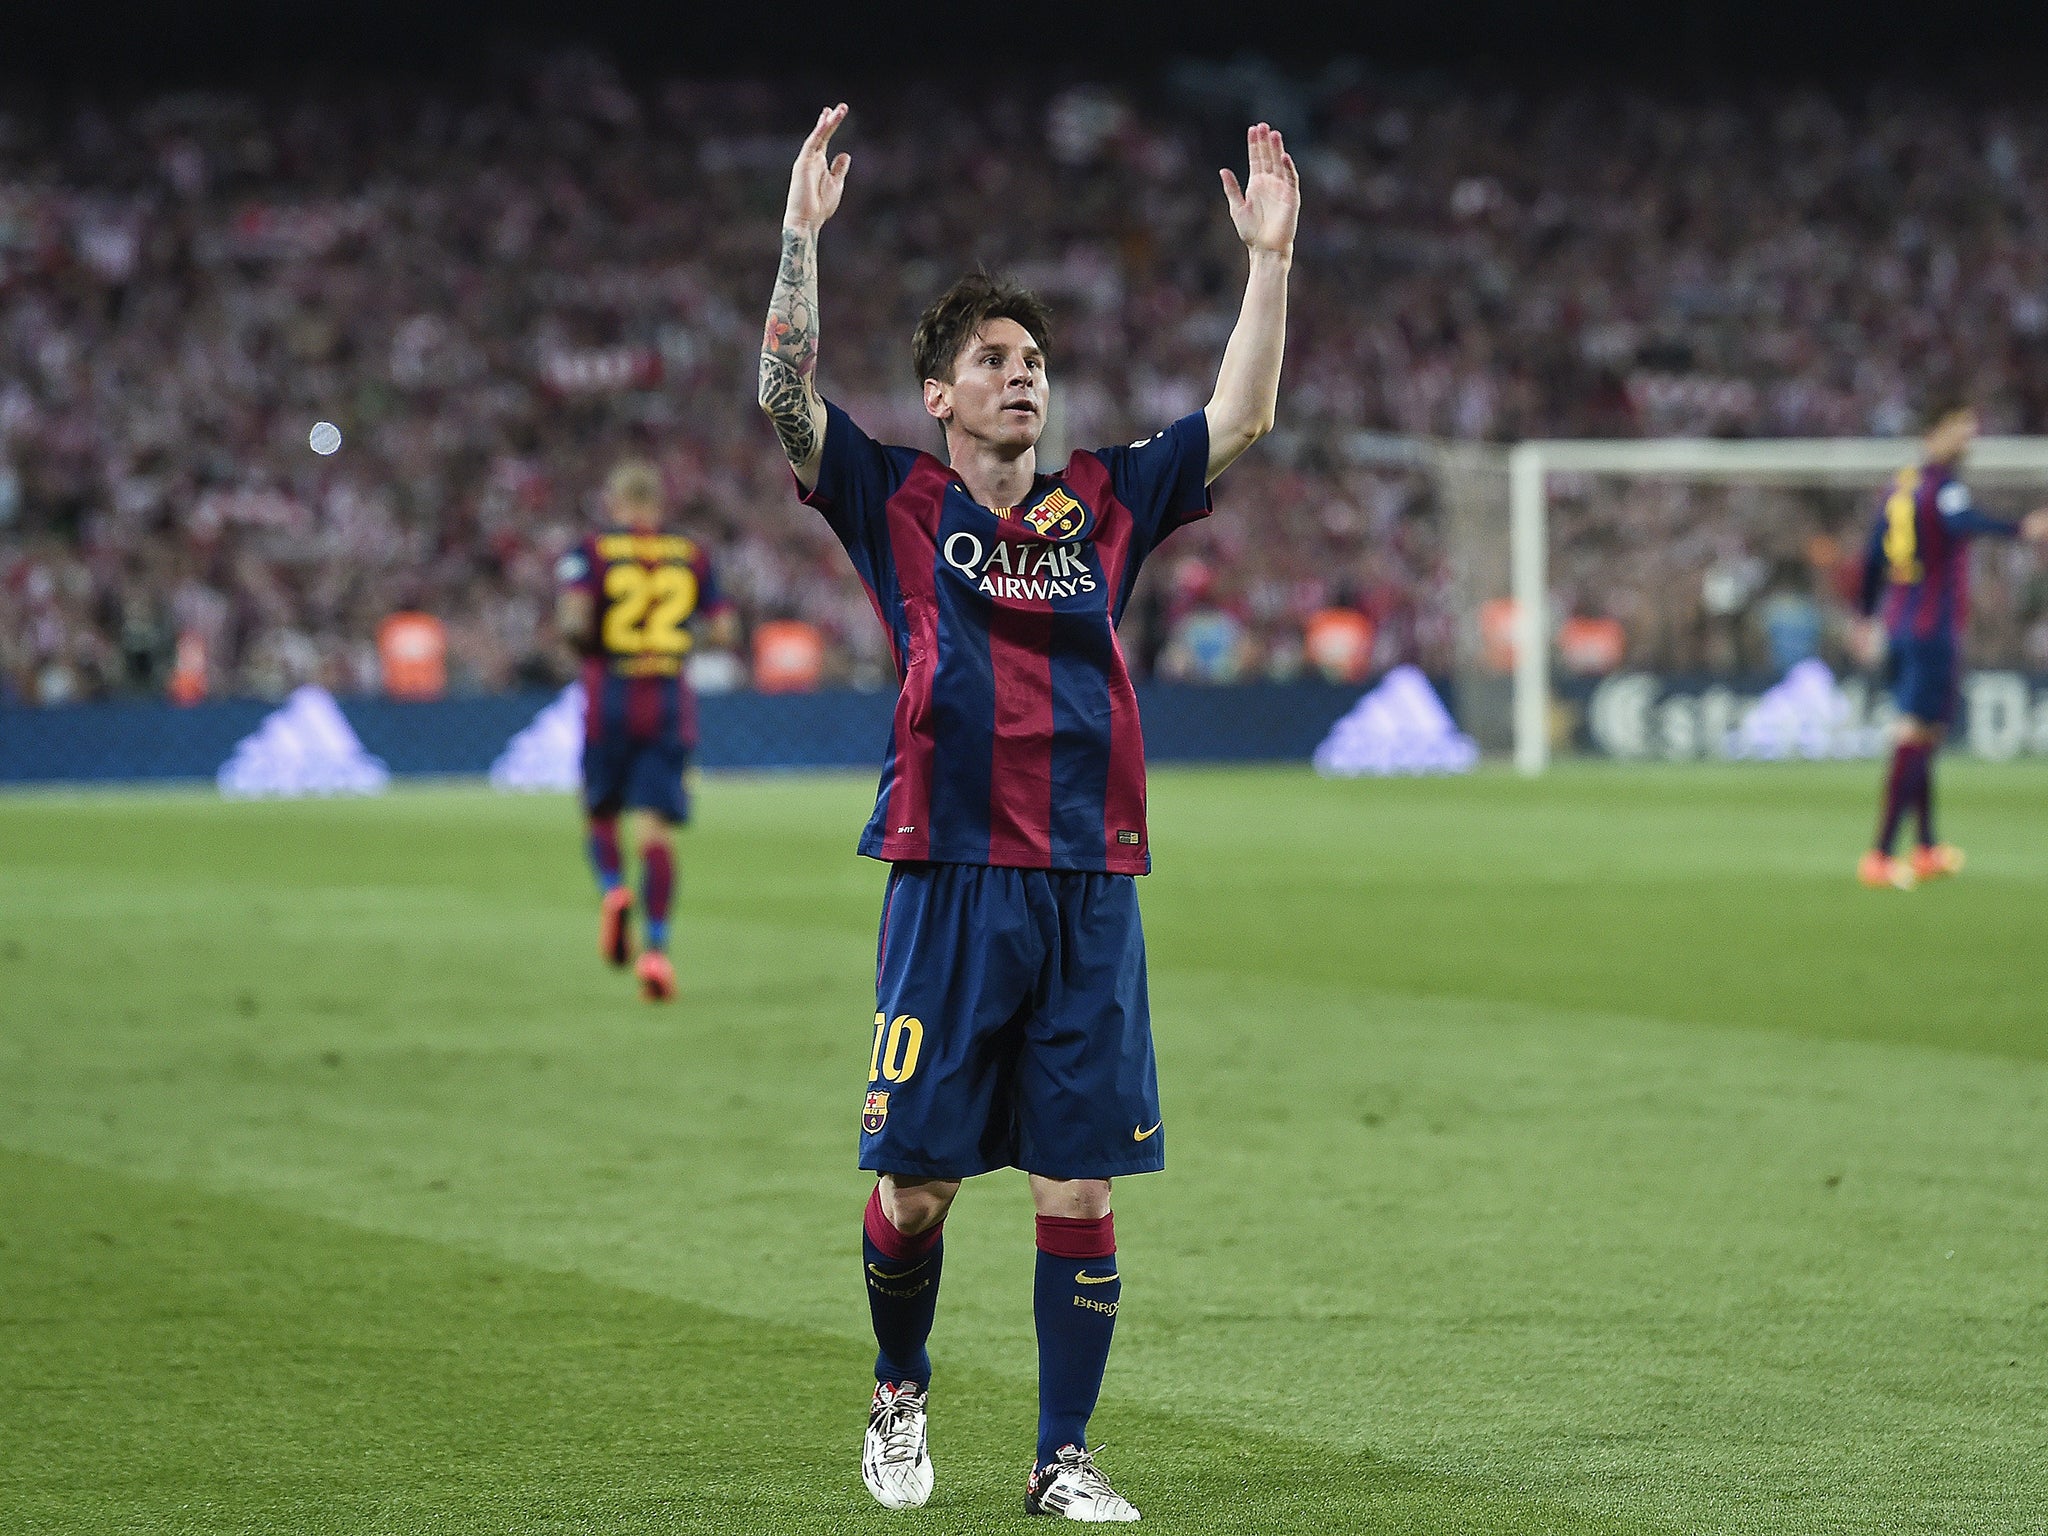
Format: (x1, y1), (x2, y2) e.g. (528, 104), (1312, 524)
(869, 1012), (924, 1084)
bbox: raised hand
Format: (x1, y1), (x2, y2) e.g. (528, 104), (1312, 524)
(784, 104), (851, 233)
(2024, 508), (2048, 543)
(1219, 123), (1300, 259)
(1204, 125), (1298, 480)
(760, 107), (848, 484)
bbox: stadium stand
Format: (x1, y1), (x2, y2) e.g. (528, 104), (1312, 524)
(4, 54), (2047, 704)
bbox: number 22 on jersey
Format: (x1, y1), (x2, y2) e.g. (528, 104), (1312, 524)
(602, 562), (700, 655)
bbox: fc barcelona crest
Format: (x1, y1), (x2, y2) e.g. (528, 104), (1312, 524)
(1024, 487), (1087, 540)
(862, 1090), (890, 1134)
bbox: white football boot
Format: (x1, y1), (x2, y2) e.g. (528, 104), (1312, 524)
(861, 1380), (934, 1510)
(1024, 1444), (1141, 1522)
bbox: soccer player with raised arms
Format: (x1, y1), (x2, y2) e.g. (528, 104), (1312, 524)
(1853, 405), (2048, 890)
(758, 104), (1296, 1520)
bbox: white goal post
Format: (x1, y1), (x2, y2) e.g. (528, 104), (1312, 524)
(1506, 436), (2048, 774)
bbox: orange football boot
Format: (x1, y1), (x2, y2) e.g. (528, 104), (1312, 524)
(636, 951), (677, 1002)
(1858, 851), (1916, 891)
(1910, 844), (1965, 882)
(599, 886), (633, 967)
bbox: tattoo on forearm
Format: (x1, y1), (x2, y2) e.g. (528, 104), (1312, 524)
(759, 352), (819, 464)
(759, 226), (822, 465)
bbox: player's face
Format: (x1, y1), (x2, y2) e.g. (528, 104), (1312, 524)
(926, 319), (1048, 453)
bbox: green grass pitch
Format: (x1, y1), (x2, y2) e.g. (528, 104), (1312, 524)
(3, 762), (2045, 1534)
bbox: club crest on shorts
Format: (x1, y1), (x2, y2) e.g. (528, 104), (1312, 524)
(1023, 486), (1087, 540)
(862, 1090), (890, 1134)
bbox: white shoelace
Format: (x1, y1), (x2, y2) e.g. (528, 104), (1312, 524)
(871, 1388), (925, 1463)
(1052, 1444), (1122, 1503)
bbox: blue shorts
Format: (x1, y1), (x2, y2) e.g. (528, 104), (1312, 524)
(581, 734), (691, 822)
(1889, 636), (1958, 726)
(860, 863), (1163, 1182)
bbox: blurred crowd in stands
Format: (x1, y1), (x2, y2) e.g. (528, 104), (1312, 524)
(5, 53), (2048, 705)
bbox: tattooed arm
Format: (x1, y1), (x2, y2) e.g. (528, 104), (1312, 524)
(760, 228), (827, 485)
(759, 104), (851, 492)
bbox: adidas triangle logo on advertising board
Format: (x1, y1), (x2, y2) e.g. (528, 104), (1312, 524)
(216, 686), (390, 798)
(489, 682), (585, 793)
(1729, 659), (1883, 760)
(1313, 665), (1478, 777)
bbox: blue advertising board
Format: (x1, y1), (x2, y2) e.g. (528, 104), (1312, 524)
(0, 681), (1369, 787)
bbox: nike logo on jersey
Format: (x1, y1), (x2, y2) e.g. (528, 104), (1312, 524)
(1133, 1122), (1161, 1142)
(1075, 1270), (1119, 1285)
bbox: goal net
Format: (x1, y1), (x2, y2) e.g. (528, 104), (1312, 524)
(1500, 438), (2048, 772)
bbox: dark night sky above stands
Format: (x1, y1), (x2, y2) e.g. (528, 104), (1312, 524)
(8, 0), (2048, 85)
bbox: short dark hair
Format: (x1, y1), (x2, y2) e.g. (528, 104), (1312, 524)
(911, 271), (1053, 387)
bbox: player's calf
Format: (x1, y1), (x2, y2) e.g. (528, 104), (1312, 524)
(588, 814), (633, 966)
(1031, 1208), (1128, 1517)
(638, 821), (676, 955)
(858, 1181), (947, 1508)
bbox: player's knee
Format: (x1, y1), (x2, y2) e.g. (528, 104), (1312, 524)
(1028, 1176), (1111, 1221)
(635, 812), (674, 854)
(879, 1174), (959, 1235)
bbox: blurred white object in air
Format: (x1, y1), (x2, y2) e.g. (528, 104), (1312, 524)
(309, 421), (343, 455)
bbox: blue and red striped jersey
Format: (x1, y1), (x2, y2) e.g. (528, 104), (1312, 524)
(1858, 463), (2020, 643)
(557, 528), (722, 746)
(801, 400), (1212, 874)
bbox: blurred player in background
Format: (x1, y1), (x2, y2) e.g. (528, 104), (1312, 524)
(1854, 406), (2048, 889)
(556, 460), (734, 998)
(759, 105), (1296, 1520)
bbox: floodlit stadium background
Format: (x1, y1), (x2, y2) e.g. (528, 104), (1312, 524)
(4, 1), (2048, 774)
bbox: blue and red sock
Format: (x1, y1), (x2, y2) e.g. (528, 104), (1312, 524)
(641, 840), (674, 951)
(1034, 1212), (1120, 1467)
(1875, 741), (1930, 855)
(1915, 749), (1938, 848)
(864, 1185), (944, 1388)
(587, 818), (624, 893)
